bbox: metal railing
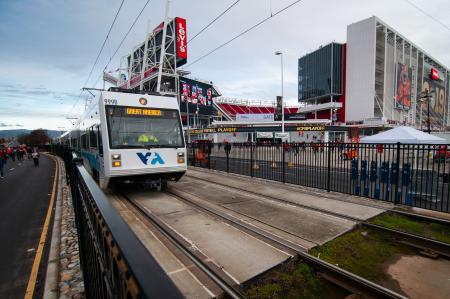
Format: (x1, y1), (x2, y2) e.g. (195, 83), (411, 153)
(51, 145), (183, 299)
(188, 142), (450, 214)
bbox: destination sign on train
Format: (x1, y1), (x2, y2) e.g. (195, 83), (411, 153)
(126, 108), (162, 116)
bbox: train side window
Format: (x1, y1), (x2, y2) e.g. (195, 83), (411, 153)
(81, 131), (88, 150)
(97, 125), (103, 157)
(90, 126), (97, 149)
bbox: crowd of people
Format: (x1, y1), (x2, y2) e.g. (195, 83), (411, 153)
(0, 145), (40, 179)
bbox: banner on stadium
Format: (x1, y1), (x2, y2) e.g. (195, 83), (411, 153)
(421, 63), (447, 127)
(188, 125), (326, 135)
(236, 113), (274, 122)
(395, 63), (412, 110)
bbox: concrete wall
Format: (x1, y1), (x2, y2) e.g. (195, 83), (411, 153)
(345, 17), (377, 121)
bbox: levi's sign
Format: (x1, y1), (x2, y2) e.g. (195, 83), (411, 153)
(175, 17), (187, 59)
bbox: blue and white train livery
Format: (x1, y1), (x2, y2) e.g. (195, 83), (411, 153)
(59, 89), (186, 190)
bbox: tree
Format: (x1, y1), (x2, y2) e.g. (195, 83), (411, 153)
(17, 129), (51, 145)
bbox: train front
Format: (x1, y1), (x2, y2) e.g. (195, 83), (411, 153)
(101, 91), (186, 190)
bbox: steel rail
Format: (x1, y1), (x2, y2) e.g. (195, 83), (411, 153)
(118, 191), (245, 299)
(186, 174), (450, 257)
(165, 188), (407, 299)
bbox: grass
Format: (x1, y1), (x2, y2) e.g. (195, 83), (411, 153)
(371, 212), (450, 244)
(245, 260), (349, 299)
(309, 227), (416, 283)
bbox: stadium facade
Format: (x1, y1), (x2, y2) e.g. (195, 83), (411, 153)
(299, 16), (450, 131)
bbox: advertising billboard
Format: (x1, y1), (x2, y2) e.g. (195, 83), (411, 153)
(395, 63), (412, 110)
(420, 63), (446, 127)
(180, 77), (213, 107)
(179, 77), (216, 116)
(275, 96), (283, 120)
(175, 17), (187, 60)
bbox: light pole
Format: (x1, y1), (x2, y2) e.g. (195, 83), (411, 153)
(275, 51), (284, 133)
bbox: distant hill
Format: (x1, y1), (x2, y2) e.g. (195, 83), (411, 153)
(0, 129), (63, 139)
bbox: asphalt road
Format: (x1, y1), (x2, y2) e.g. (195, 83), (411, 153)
(0, 154), (55, 298)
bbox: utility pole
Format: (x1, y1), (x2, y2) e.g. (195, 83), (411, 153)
(275, 51), (284, 133)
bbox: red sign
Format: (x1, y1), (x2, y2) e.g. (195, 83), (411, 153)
(430, 68), (440, 80)
(175, 17), (187, 59)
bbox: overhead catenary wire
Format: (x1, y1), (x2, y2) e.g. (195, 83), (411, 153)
(84, 0), (125, 88)
(402, 0), (450, 32)
(184, 0), (303, 68)
(103, 0), (152, 71)
(69, 0), (126, 114)
(188, 0), (241, 44)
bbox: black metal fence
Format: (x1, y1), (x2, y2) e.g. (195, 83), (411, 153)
(51, 145), (182, 299)
(189, 142), (450, 214)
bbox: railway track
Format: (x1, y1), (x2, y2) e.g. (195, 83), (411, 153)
(116, 191), (245, 299)
(158, 188), (406, 299)
(185, 174), (450, 258)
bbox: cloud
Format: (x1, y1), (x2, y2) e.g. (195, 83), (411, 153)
(0, 122), (23, 127)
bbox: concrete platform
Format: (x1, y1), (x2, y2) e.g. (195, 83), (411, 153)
(173, 177), (357, 245)
(126, 190), (292, 284)
(108, 192), (216, 299)
(186, 168), (386, 221)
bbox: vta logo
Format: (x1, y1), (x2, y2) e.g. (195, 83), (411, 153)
(136, 152), (165, 165)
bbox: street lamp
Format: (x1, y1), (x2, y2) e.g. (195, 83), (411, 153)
(275, 51), (285, 133)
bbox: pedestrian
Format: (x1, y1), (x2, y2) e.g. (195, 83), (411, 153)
(32, 151), (40, 167)
(0, 151), (5, 178)
(11, 148), (16, 162)
(224, 141), (231, 156)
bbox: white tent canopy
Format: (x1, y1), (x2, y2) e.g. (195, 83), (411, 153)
(359, 126), (447, 144)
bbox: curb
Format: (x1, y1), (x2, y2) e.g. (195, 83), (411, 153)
(43, 155), (63, 299)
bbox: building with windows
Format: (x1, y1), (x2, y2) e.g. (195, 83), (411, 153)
(298, 16), (450, 132)
(298, 43), (346, 123)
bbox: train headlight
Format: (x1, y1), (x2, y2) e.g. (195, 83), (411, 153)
(177, 152), (185, 163)
(112, 154), (121, 160)
(112, 161), (122, 167)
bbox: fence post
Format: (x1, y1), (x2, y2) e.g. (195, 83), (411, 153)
(250, 143), (253, 177)
(395, 142), (401, 204)
(226, 149), (229, 173)
(282, 143), (286, 183)
(327, 143), (331, 192)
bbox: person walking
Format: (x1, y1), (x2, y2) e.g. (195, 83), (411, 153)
(32, 151), (40, 167)
(0, 150), (5, 178)
(11, 148), (16, 162)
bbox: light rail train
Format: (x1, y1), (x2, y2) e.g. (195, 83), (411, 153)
(59, 89), (186, 190)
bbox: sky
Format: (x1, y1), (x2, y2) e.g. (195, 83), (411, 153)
(1, 0), (450, 131)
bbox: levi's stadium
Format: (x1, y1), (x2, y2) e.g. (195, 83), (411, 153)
(107, 15), (450, 144)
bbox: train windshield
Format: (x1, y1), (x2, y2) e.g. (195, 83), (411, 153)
(106, 105), (184, 149)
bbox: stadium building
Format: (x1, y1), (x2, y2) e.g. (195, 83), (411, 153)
(299, 16), (450, 134)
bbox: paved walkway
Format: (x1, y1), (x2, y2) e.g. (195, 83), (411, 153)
(0, 154), (56, 299)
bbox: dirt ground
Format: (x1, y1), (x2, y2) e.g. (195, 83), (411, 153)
(386, 255), (450, 299)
